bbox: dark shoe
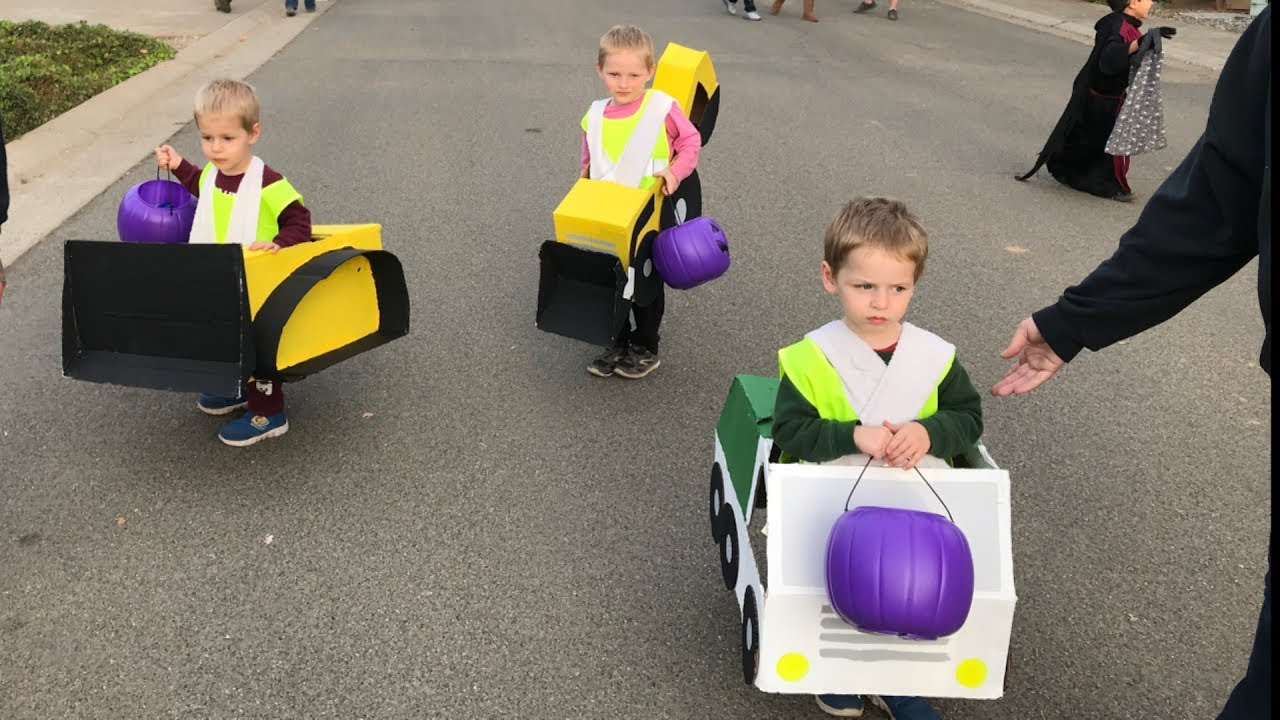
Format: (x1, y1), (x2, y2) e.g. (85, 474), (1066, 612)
(869, 695), (941, 720)
(853, 1), (876, 13)
(1112, 190), (1135, 203)
(816, 694), (864, 717)
(587, 345), (628, 378)
(286, 9), (297, 16)
(888, 8), (898, 20)
(614, 347), (661, 379)
(218, 412), (289, 447)
(215, 0), (231, 12)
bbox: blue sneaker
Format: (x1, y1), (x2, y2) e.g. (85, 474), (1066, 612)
(197, 393), (247, 415)
(870, 695), (941, 720)
(218, 412), (289, 447)
(816, 694), (864, 717)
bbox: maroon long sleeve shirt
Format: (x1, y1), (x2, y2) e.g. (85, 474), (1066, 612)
(173, 158), (312, 247)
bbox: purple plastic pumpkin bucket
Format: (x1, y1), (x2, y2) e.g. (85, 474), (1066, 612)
(117, 175), (196, 244)
(825, 505), (975, 640)
(652, 216), (729, 290)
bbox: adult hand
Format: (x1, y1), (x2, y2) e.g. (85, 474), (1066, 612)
(883, 421), (931, 470)
(991, 317), (1065, 396)
(1159, 26), (1177, 39)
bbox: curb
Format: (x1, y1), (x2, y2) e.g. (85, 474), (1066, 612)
(1, 1), (335, 268)
(935, 0), (1232, 75)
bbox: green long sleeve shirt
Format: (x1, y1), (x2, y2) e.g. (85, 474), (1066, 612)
(771, 348), (984, 463)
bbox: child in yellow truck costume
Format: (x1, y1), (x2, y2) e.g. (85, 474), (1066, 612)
(536, 26), (720, 377)
(60, 78), (409, 449)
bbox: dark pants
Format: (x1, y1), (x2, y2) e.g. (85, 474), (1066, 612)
(1047, 90), (1130, 199)
(247, 380), (285, 417)
(618, 285), (665, 353)
(1218, 536), (1272, 719)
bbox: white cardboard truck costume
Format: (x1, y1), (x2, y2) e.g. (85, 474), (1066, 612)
(710, 361), (1016, 698)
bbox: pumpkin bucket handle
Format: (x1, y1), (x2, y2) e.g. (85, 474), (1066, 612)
(155, 166), (176, 217)
(843, 455), (955, 523)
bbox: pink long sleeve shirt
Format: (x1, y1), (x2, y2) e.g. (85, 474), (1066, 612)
(579, 94), (701, 183)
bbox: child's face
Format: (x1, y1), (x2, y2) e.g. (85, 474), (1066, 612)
(197, 112), (261, 176)
(1126, 0), (1153, 19)
(597, 49), (654, 105)
(822, 246), (918, 344)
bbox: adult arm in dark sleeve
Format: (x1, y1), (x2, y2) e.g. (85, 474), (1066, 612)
(1032, 7), (1271, 371)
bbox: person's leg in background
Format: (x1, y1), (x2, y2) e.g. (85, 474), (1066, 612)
(1217, 534), (1272, 720)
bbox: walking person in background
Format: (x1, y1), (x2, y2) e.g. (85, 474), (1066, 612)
(722, 0), (764, 21)
(1, 111), (9, 308)
(285, 0), (317, 16)
(852, 0), (903, 22)
(1015, 0), (1175, 201)
(770, 0), (819, 22)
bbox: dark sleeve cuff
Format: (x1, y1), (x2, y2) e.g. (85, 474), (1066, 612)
(1032, 304), (1084, 364)
(173, 159), (202, 196)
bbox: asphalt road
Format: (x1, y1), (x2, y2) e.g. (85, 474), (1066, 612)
(0, 1), (1270, 718)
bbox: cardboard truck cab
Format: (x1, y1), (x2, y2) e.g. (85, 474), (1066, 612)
(710, 375), (1017, 699)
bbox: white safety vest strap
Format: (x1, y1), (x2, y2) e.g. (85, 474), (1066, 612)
(585, 92), (674, 188)
(806, 320), (954, 426)
(189, 156), (265, 245)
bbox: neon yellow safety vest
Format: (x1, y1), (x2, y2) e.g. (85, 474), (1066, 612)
(580, 89), (672, 192)
(198, 163), (303, 244)
(777, 337), (952, 424)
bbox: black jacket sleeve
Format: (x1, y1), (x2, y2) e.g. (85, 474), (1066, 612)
(1034, 6), (1272, 375)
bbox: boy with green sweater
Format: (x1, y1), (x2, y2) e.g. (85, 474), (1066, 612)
(771, 197), (982, 719)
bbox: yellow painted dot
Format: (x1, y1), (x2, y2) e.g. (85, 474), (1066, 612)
(955, 658), (988, 688)
(776, 653), (810, 682)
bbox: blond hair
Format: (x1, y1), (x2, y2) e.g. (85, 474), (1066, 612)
(193, 79), (260, 131)
(824, 197), (929, 280)
(597, 25), (655, 69)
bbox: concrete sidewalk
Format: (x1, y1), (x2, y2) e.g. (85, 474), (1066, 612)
(935, 0), (1247, 73)
(0, 0), (334, 268)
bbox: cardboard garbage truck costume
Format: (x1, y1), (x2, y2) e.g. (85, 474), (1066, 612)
(536, 42), (722, 347)
(62, 223), (409, 398)
(710, 374), (1016, 699)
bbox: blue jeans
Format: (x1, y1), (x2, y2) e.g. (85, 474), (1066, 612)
(1217, 538), (1272, 719)
(285, 0), (316, 10)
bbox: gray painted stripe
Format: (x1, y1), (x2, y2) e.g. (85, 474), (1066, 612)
(818, 649), (951, 663)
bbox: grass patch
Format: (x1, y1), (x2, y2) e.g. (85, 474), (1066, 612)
(1, 20), (175, 140)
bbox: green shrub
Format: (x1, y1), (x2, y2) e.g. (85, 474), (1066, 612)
(0, 20), (175, 139)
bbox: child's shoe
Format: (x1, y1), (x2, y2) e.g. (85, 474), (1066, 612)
(869, 695), (942, 720)
(218, 412), (289, 447)
(587, 344), (628, 378)
(197, 392), (247, 415)
(743, 0), (762, 20)
(853, 0), (877, 12)
(816, 694), (864, 717)
(722, 0), (738, 15)
(613, 346), (661, 379)
(215, 0), (231, 12)
(888, 8), (899, 20)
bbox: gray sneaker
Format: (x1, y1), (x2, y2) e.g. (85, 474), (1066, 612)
(722, 0), (737, 15)
(587, 345), (628, 378)
(614, 347), (661, 379)
(743, 0), (762, 20)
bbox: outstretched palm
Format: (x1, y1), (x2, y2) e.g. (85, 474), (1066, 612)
(991, 317), (1065, 396)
